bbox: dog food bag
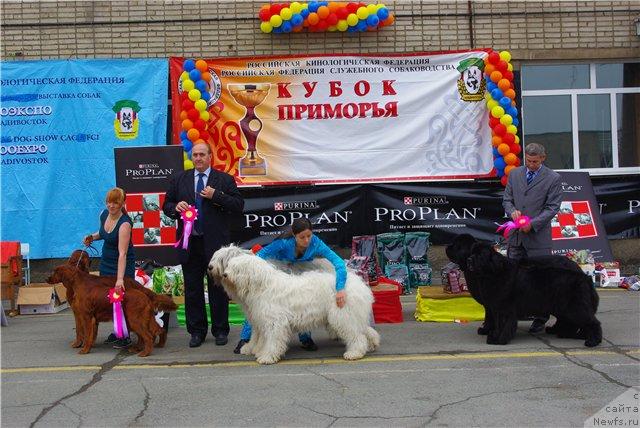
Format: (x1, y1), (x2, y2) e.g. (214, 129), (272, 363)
(404, 232), (430, 264)
(410, 263), (432, 288)
(346, 255), (370, 284)
(376, 232), (406, 273)
(152, 266), (185, 296)
(385, 264), (410, 294)
(441, 262), (466, 294)
(351, 235), (381, 285)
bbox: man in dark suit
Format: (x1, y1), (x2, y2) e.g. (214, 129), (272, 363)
(163, 142), (244, 348)
(502, 143), (562, 333)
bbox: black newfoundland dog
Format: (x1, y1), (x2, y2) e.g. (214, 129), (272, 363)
(446, 234), (602, 347)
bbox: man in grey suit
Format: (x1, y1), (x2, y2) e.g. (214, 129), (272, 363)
(502, 143), (563, 333)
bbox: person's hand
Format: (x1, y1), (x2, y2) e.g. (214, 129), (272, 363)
(200, 186), (215, 199)
(175, 201), (189, 212)
(521, 223), (532, 233)
(83, 234), (93, 246)
(511, 210), (522, 221)
(115, 279), (125, 292)
(336, 291), (346, 308)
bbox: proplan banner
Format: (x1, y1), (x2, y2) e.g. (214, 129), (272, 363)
(0, 59), (168, 258)
(170, 51), (493, 186)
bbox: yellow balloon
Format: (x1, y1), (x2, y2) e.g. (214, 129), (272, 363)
(260, 21), (273, 33)
(270, 15), (283, 27)
(200, 110), (210, 121)
(180, 71), (189, 81)
(491, 106), (505, 118)
(487, 100), (498, 110)
(290, 2), (302, 13)
(500, 114), (513, 126)
(356, 6), (368, 19)
(507, 63), (513, 72)
(188, 89), (201, 101)
(507, 125), (518, 135)
(484, 91), (492, 102)
(377, 3), (386, 10)
(515, 135), (520, 144)
(346, 13), (358, 26)
(183, 159), (194, 170)
(280, 7), (292, 20)
(499, 50), (512, 62)
(366, 4), (377, 14)
(183, 151), (188, 160)
(337, 20), (348, 31)
(194, 99), (207, 112)
(182, 79), (194, 91)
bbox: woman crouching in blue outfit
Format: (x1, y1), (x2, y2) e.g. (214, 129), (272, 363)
(234, 217), (347, 354)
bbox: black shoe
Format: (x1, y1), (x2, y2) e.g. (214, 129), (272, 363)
(189, 334), (205, 348)
(113, 337), (132, 349)
(234, 339), (248, 354)
(300, 338), (318, 351)
(529, 319), (546, 334)
(214, 334), (228, 346)
(103, 333), (118, 345)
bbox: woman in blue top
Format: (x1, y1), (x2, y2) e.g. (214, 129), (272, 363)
(234, 217), (347, 354)
(83, 187), (136, 349)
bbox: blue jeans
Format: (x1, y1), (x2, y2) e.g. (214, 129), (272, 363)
(240, 320), (311, 343)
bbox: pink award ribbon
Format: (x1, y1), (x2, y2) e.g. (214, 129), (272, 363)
(496, 215), (531, 238)
(108, 288), (129, 339)
(174, 206), (198, 250)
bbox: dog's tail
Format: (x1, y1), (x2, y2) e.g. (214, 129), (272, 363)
(153, 294), (178, 312)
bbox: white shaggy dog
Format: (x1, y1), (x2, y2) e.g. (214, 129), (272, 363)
(212, 248), (380, 365)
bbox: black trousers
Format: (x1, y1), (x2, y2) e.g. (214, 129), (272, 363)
(182, 236), (229, 338)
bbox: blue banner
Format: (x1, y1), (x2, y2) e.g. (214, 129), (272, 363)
(1, 59), (168, 259)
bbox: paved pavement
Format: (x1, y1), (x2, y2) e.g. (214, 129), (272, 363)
(1, 290), (639, 428)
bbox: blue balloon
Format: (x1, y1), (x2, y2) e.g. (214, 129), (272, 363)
(493, 147), (500, 156)
(201, 91), (210, 102)
(291, 13), (303, 26)
(377, 7), (389, 20)
(494, 157), (506, 170)
(491, 88), (504, 100)
(508, 106), (518, 117)
(300, 9), (310, 18)
(499, 96), (511, 108)
(347, 26), (357, 32)
(189, 69), (201, 81)
(182, 139), (193, 152)
(180, 130), (188, 141)
(273, 26), (283, 33)
(496, 168), (505, 178)
(486, 81), (497, 92)
(366, 15), (379, 26)
(183, 59), (195, 72)
(195, 79), (208, 92)
(282, 21), (293, 32)
(308, 1), (319, 12)
(186, 150), (192, 160)
(356, 21), (367, 31)
(512, 118), (519, 127)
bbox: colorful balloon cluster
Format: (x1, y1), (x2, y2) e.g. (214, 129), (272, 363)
(178, 59), (212, 170)
(484, 49), (520, 186)
(258, 2), (394, 33)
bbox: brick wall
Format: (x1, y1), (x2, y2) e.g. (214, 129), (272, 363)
(1, 1), (638, 62)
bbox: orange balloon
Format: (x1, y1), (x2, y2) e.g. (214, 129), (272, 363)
(497, 143), (510, 156)
(308, 12), (320, 25)
(505, 89), (516, 99)
(484, 63), (495, 75)
(180, 110), (188, 120)
(201, 72), (211, 82)
(505, 165), (516, 175)
(181, 119), (193, 131)
(383, 14), (395, 26)
(317, 6), (330, 18)
(195, 60), (208, 73)
(492, 136), (503, 147)
(498, 78), (511, 91)
(187, 128), (200, 141)
(328, 2), (340, 13)
(504, 153), (518, 165)
(490, 71), (503, 83)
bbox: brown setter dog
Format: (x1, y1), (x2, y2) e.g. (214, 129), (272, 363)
(66, 250), (177, 348)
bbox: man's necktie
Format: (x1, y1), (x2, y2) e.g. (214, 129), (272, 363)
(195, 172), (205, 234)
(526, 170), (535, 185)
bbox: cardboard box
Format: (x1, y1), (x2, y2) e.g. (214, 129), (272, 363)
(17, 283), (68, 315)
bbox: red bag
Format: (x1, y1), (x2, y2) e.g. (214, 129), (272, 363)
(1, 241), (21, 276)
(371, 277), (403, 323)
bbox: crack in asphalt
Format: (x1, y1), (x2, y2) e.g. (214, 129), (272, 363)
(297, 402), (428, 427)
(534, 335), (631, 388)
(421, 385), (564, 426)
(602, 338), (640, 362)
(132, 381), (150, 425)
(60, 403), (82, 428)
(307, 367), (348, 394)
(29, 351), (130, 428)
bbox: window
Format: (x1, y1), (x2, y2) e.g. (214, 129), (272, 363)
(521, 62), (640, 173)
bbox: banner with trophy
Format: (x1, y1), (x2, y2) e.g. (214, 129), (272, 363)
(169, 51), (493, 186)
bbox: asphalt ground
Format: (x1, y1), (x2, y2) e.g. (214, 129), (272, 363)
(1, 290), (638, 428)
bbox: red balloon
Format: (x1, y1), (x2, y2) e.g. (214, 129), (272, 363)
(346, 2), (359, 13)
(200, 131), (210, 141)
(488, 51), (500, 65)
(503, 70), (514, 81)
(181, 99), (194, 111)
(180, 92), (189, 102)
(502, 133), (515, 145)
(514, 157), (521, 167)
(327, 13), (338, 25)
(187, 108), (200, 121)
(317, 19), (329, 30)
(489, 116), (500, 128)
(493, 123), (507, 136)
(509, 143), (522, 155)
(194, 119), (207, 131)
(337, 7), (349, 19)
(270, 4), (282, 15)
(500, 175), (508, 186)
(496, 60), (509, 73)
(259, 9), (271, 21)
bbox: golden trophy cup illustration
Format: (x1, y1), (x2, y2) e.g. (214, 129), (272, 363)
(228, 83), (270, 176)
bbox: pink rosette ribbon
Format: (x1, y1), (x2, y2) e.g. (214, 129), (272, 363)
(496, 215), (531, 238)
(108, 288), (129, 339)
(174, 206), (198, 250)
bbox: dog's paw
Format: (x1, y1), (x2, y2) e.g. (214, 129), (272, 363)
(256, 354), (279, 365)
(78, 348), (90, 354)
(240, 343), (254, 355)
(70, 340), (83, 348)
(477, 326), (490, 335)
(343, 351), (365, 360)
(584, 338), (601, 347)
(137, 351), (151, 357)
